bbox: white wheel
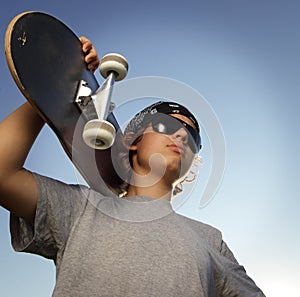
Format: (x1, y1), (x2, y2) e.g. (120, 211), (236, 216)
(82, 119), (116, 150)
(100, 53), (128, 81)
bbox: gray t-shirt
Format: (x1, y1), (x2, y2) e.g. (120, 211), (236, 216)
(10, 173), (265, 296)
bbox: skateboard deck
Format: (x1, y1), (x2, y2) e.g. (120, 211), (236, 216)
(5, 11), (124, 195)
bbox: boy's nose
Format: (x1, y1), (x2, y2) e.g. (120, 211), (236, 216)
(171, 127), (188, 144)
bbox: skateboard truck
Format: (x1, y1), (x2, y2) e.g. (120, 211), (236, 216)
(75, 53), (128, 150)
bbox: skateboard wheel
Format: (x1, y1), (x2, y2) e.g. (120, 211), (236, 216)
(100, 53), (128, 81)
(83, 119), (116, 150)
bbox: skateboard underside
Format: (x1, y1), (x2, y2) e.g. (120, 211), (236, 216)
(5, 11), (123, 195)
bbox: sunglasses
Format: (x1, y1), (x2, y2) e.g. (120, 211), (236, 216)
(148, 114), (202, 153)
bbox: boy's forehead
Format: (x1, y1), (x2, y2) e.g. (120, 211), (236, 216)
(169, 114), (196, 129)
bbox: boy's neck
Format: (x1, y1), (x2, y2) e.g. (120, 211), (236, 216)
(126, 180), (173, 201)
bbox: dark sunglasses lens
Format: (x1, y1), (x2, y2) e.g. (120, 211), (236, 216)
(152, 118), (180, 134)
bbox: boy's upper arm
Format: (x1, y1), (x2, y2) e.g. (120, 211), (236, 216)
(0, 168), (38, 223)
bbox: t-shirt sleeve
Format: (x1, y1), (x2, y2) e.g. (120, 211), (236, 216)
(10, 173), (90, 261)
(211, 238), (266, 296)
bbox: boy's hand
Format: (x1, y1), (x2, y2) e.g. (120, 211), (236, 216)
(79, 36), (100, 73)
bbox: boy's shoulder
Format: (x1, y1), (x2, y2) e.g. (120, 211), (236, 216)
(174, 212), (223, 249)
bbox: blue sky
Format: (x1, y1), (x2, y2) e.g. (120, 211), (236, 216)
(0, 0), (300, 296)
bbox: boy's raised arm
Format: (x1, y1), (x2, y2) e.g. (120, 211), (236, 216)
(0, 103), (44, 223)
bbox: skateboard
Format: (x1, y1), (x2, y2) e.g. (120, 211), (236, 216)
(5, 11), (128, 195)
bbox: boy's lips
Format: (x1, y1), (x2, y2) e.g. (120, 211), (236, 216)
(167, 144), (185, 154)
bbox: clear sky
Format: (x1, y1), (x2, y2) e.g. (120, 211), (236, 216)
(0, 0), (299, 296)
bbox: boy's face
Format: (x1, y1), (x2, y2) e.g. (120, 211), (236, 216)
(130, 114), (196, 184)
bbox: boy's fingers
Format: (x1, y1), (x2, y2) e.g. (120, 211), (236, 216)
(79, 36), (99, 73)
(79, 36), (93, 52)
